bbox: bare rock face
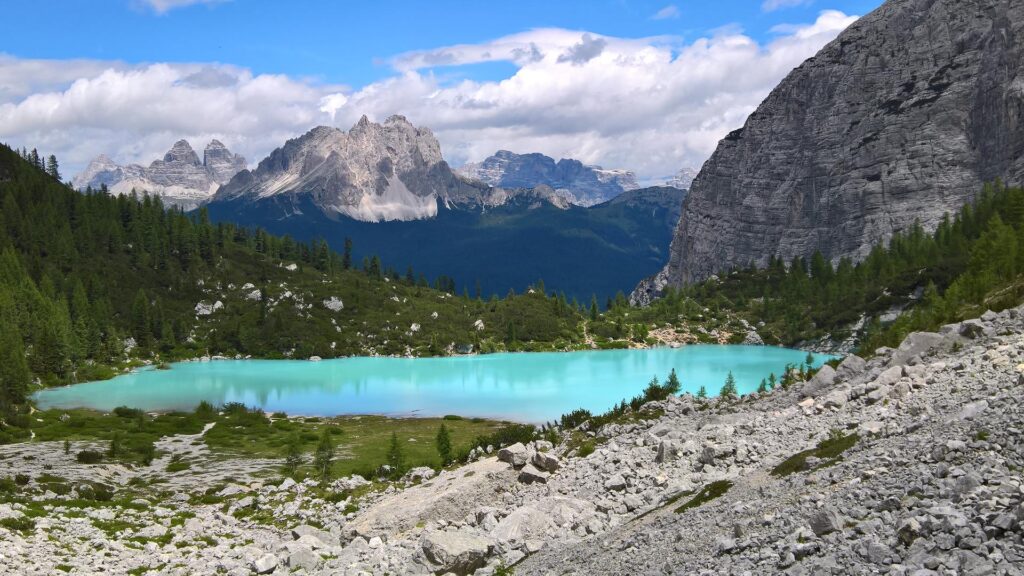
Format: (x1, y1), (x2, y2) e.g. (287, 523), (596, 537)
(203, 140), (247, 184)
(73, 140), (247, 210)
(214, 115), (497, 222)
(647, 0), (1024, 293)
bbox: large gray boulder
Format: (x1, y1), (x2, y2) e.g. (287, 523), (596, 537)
(835, 355), (866, 381)
(889, 331), (945, 366)
(801, 364), (837, 397)
(809, 507), (845, 536)
(290, 524), (339, 547)
(518, 463), (550, 484)
(497, 443), (529, 467)
(421, 530), (492, 575)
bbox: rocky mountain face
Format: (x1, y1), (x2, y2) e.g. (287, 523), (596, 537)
(458, 150), (640, 206)
(4, 308), (1022, 574)
(72, 140), (246, 210)
(214, 116), (493, 223)
(645, 0), (1024, 296)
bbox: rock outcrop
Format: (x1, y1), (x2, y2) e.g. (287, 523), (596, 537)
(646, 0), (1024, 293)
(213, 116), (498, 223)
(73, 140), (246, 210)
(458, 150), (640, 207)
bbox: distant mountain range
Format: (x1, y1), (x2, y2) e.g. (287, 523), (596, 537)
(73, 140), (246, 210)
(457, 150), (640, 206)
(72, 116), (689, 300)
(201, 115), (684, 300)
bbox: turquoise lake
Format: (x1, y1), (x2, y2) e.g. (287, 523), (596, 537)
(34, 346), (831, 422)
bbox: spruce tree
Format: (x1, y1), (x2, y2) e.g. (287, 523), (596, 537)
(342, 237), (352, 270)
(284, 434), (304, 478)
(130, 289), (151, 347)
(696, 385), (707, 400)
(0, 321), (30, 406)
(664, 368), (681, 395)
(436, 423), (452, 466)
(720, 371), (738, 399)
(313, 428), (335, 481)
(386, 432), (404, 478)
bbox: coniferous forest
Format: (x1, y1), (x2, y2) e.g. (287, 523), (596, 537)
(4, 138), (1024, 425)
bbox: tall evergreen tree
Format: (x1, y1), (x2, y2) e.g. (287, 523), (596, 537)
(436, 423), (452, 466)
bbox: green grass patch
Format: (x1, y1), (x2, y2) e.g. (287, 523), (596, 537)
(0, 516), (36, 533)
(771, 431), (859, 477)
(674, 480), (733, 513)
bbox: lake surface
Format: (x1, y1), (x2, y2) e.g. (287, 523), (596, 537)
(35, 346), (832, 422)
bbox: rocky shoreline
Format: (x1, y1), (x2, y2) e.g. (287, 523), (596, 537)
(3, 308), (1023, 574)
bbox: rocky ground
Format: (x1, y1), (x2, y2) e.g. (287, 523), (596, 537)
(2, 309), (1023, 575)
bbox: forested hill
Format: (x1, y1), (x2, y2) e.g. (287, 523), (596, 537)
(0, 144), (586, 410)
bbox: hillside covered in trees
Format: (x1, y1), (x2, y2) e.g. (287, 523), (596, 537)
(0, 144), (587, 414)
(624, 181), (1024, 350)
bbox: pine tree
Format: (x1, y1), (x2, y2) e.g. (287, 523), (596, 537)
(436, 423), (452, 466)
(664, 368), (681, 395)
(386, 432), (404, 478)
(46, 155), (60, 180)
(130, 289), (151, 347)
(283, 434), (304, 477)
(757, 378), (768, 394)
(0, 321), (30, 406)
(342, 237), (352, 270)
(768, 373), (777, 390)
(313, 428), (335, 481)
(720, 371), (738, 399)
(696, 385), (707, 400)
(589, 295), (599, 321)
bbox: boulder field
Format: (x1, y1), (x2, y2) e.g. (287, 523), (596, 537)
(2, 308), (1024, 574)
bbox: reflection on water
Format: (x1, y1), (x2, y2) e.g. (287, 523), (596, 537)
(35, 346), (832, 422)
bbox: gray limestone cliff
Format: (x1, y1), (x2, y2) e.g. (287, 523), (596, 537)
(213, 116), (496, 222)
(639, 0), (1024, 301)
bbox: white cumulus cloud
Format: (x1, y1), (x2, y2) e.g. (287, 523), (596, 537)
(0, 10), (858, 182)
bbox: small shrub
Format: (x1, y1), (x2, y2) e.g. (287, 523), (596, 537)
(14, 474), (30, 486)
(674, 480), (733, 513)
(113, 406), (144, 419)
(442, 415), (463, 421)
(0, 517), (36, 533)
(76, 450), (103, 464)
(772, 432), (859, 477)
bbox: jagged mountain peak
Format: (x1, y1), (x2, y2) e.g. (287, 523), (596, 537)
(213, 115), (481, 222)
(458, 149), (639, 207)
(73, 138), (247, 210)
(163, 139), (201, 166)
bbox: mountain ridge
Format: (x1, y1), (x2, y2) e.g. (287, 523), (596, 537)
(637, 0), (1024, 302)
(457, 150), (640, 207)
(72, 139), (246, 210)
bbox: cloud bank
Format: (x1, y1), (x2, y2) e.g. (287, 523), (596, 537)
(0, 10), (858, 181)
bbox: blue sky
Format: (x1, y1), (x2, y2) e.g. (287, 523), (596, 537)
(3, 0), (881, 87)
(0, 0), (882, 179)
